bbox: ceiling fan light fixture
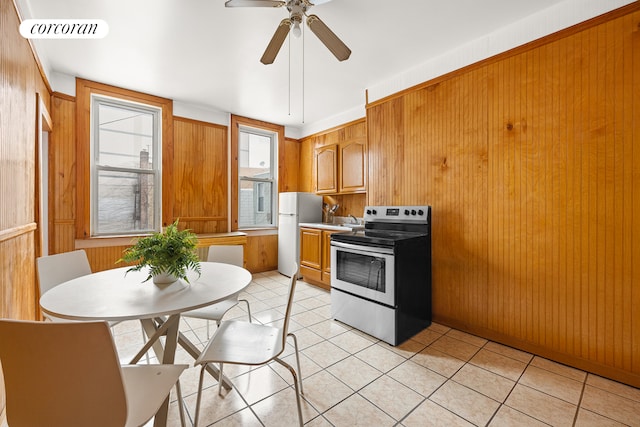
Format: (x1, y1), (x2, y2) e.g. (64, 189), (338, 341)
(292, 21), (301, 38)
(291, 14), (302, 38)
(306, 14), (351, 61)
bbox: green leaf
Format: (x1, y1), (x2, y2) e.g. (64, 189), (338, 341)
(117, 219), (201, 283)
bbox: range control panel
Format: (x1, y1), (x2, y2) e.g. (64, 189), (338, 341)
(363, 205), (431, 223)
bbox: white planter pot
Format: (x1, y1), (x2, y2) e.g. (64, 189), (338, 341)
(152, 272), (179, 285)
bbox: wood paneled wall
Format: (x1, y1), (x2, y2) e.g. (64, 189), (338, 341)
(1, 0), (52, 417)
(0, 0), (50, 321)
(173, 117), (228, 233)
(366, 5), (640, 387)
(245, 233), (278, 273)
(49, 93), (77, 255)
(281, 137), (300, 193)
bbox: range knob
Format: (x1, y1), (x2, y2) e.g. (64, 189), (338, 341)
(411, 209), (417, 215)
(366, 209), (372, 215)
(372, 209), (377, 215)
(418, 209), (424, 216)
(404, 209), (410, 215)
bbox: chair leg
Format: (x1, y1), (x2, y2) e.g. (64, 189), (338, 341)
(175, 380), (186, 427)
(240, 298), (252, 322)
(194, 365), (208, 427)
(218, 363), (224, 395)
(274, 358), (304, 427)
(141, 325), (150, 363)
(287, 332), (304, 395)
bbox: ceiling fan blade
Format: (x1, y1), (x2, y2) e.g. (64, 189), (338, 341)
(225, 0), (285, 7)
(308, 0), (332, 5)
(306, 14), (351, 61)
(261, 18), (291, 65)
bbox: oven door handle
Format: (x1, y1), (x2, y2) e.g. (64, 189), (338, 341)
(330, 241), (394, 255)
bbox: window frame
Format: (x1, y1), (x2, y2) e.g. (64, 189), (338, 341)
(230, 115), (284, 231)
(76, 78), (173, 240)
(89, 95), (162, 236)
(237, 125), (277, 228)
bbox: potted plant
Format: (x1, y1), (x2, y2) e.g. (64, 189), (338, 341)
(119, 219), (201, 284)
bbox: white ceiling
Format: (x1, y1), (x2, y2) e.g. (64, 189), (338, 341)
(16, 0), (628, 136)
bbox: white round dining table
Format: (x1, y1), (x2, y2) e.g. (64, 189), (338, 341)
(39, 261), (251, 321)
(39, 261), (252, 427)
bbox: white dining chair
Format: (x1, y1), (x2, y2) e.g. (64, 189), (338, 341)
(36, 249), (92, 298)
(37, 251), (117, 324)
(182, 245), (252, 338)
(192, 264), (304, 427)
(36, 249), (149, 361)
(0, 319), (187, 427)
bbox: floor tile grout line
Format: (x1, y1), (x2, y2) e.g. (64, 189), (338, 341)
(571, 379), (589, 427)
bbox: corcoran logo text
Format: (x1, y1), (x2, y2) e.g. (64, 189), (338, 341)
(20, 19), (108, 39)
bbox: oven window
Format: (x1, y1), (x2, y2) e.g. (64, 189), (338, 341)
(336, 250), (386, 292)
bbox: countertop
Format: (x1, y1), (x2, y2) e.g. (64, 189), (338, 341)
(299, 222), (364, 232)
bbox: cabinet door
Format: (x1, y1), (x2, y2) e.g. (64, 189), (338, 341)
(321, 231), (335, 284)
(300, 228), (322, 270)
(315, 144), (337, 194)
(338, 139), (366, 193)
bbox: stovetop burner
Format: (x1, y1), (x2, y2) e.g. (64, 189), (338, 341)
(332, 229), (427, 248)
(331, 205), (431, 249)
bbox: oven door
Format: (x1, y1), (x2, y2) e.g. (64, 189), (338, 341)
(330, 241), (395, 307)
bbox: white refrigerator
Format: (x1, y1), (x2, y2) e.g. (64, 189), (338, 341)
(278, 192), (322, 277)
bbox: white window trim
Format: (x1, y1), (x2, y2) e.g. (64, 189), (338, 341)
(237, 125), (277, 229)
(89, 94), (162, 236)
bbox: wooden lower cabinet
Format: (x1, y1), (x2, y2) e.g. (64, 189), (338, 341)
(300, 227), (339, 290)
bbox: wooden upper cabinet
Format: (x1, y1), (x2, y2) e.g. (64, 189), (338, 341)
(315, 144), (338, 194)
(315, 139), (366, 195)
(338, 139), (366, 193)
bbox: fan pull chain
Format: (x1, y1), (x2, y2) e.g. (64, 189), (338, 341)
(302, 21), (305, 124)
(288, 31), (291, 116)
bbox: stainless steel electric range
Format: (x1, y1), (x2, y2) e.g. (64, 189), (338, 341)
(330, 205), (432, 346)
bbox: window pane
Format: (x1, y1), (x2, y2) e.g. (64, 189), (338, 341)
(96, 170), (156, 234)
(239, 132), (271, 178)
(239, 180), (272, 227)
(97, 103), (154, 170)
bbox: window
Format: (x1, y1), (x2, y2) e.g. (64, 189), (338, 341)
(90, 95), (161, 236)
(237, 126), (277, 228)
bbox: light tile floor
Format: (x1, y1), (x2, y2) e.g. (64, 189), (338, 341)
(109, 271), (640, 427)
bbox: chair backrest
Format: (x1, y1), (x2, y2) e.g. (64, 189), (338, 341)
(280, 263), (299, 348)
(207, 245), (244, 267)
(0, 319), (127, 427)
(36, 250), (92, 294)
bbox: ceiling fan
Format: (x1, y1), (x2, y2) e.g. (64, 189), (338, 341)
(225, 0), (352, 65)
